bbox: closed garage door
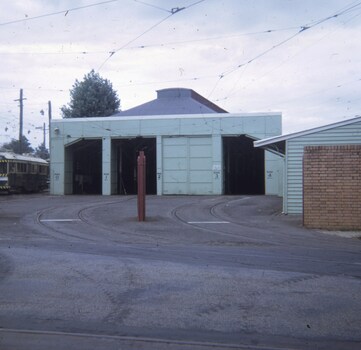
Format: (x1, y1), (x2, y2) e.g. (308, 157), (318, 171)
(163, 136), (213, 195)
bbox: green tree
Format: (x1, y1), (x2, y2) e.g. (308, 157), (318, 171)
(1, 135), (34, 154)
(34, 143), (50, 160)
(61, 70), (120, 118)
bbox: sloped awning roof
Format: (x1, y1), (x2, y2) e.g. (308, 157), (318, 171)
(254, 115), (361, 156)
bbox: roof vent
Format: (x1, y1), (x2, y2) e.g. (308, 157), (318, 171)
(157, 88), (192, 98)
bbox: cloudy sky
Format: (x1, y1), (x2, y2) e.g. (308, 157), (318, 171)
(1, 0), (360, 148)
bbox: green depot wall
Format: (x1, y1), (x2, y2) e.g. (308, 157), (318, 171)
(50, 113), (282, 196)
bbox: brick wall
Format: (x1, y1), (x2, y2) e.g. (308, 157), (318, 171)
(303, 145), (361, 230)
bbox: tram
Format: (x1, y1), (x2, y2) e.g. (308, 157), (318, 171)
(0, 152), (49, 193)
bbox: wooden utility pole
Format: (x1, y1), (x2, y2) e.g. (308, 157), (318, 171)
(14, 89), (26, 154)
(137, 151), (146, 221)
(35, 122), (46, 146)
(48, 100), (52, 152)
(48, 100), (52, 123)
(42, 122), (46, 146)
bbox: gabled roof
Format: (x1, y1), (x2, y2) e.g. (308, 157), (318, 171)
(254, 116), (361, 154)
(115, 88), (228, 116)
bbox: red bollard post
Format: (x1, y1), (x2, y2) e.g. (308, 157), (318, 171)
(137, 151), (146, 221)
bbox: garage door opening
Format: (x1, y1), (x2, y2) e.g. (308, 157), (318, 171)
(71, 139), (102, 194)
(113, 138), (156, 195)
(223, 135), (265, 195)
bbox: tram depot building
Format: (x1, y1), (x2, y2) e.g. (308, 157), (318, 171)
(50, 88), (283, 197)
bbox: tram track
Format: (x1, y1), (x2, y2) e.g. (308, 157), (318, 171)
(0, 327), (299, 350)
(34, 196), (175, 244)
(77, 196), (178, 244)
(170, 196), (288, 247)
(7, 194), (361, 277)
(171, 204), (275, 246)
(36, 204), (103, 243)
(34, 196), (136, 243)
(170, 196), (361, 277)
(171, 195), (360, 249)
(1, 195), (361, 350)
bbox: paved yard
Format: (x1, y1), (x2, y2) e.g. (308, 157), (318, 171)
(0, 194), (360, 349)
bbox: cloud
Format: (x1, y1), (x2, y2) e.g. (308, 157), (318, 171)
(1, 0), (361, 147)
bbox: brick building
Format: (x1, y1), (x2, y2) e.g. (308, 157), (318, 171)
(254, 116), (361, 224)
(303, 145), (361, 230)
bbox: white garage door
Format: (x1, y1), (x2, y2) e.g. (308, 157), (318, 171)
(162, 136), (213, 195)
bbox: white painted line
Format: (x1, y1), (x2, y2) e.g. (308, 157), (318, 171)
(226, 197), (250, 206)
(40, 219), (81, 222)
(0, 328), (253, 349)
(188, 221), (229, 224)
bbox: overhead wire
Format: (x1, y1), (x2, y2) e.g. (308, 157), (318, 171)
(216, 2), (361, 104)
(183, 0), (206, 10)
(97, 12), (175, 71)
(97, 0), (206, 71)
(207, 30), (306, 98)
(0, 0), (120, 27)
(207, 0), (361, 98)
(302, 0), (361, 27)
(256, 77), (361, 112)
(224, 13), (361, 103)
(0, 25), (301, 56)
(1, 0), (360, 125)
(132, 0), (170, 13)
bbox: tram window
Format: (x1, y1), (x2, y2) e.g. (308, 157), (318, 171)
(9, 163), (16, 173)
(30, 164), (38, 173)
(0, 162), (7, 173)
(17, 163), (27, 173)
(39, 165), (48, 175)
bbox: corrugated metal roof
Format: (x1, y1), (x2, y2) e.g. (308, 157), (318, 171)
(115, 88), (228, 116)
(254, 115), (361, 148)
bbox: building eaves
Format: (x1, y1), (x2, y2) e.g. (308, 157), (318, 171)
(254, 115), (361, 149)
(54, 112), (280, 123)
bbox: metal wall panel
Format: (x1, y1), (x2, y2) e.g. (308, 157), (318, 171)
(51, 113), (283, 195)
(162, 137), (188, 194)
(265, 151), (283, 196)
(162, 136), (213, 194)
(285, 122), (361, 214)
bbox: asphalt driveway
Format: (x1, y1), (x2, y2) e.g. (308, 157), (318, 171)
(0, 194), (360, 349)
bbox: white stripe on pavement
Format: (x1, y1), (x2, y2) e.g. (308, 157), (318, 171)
(40, 219), (81, 222)
(188, 221), (229, 224)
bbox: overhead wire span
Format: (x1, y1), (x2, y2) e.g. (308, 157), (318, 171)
(256, 76), (361, 110)
(132, 0), (170, 13)
(0, 25), (301, 56)
(97, 12), (174, 71)
(0, 0), (120, 27)
(302, 0), (361, 27)
(183, 0), (206, 10)
(97, 0), (206, 71)
(115, 75), (214, 87)
(207, 29), (305, 98)
(217, 2), (361, 104)
(207, 0), (361, 99)
(221, 9), (361, 104)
